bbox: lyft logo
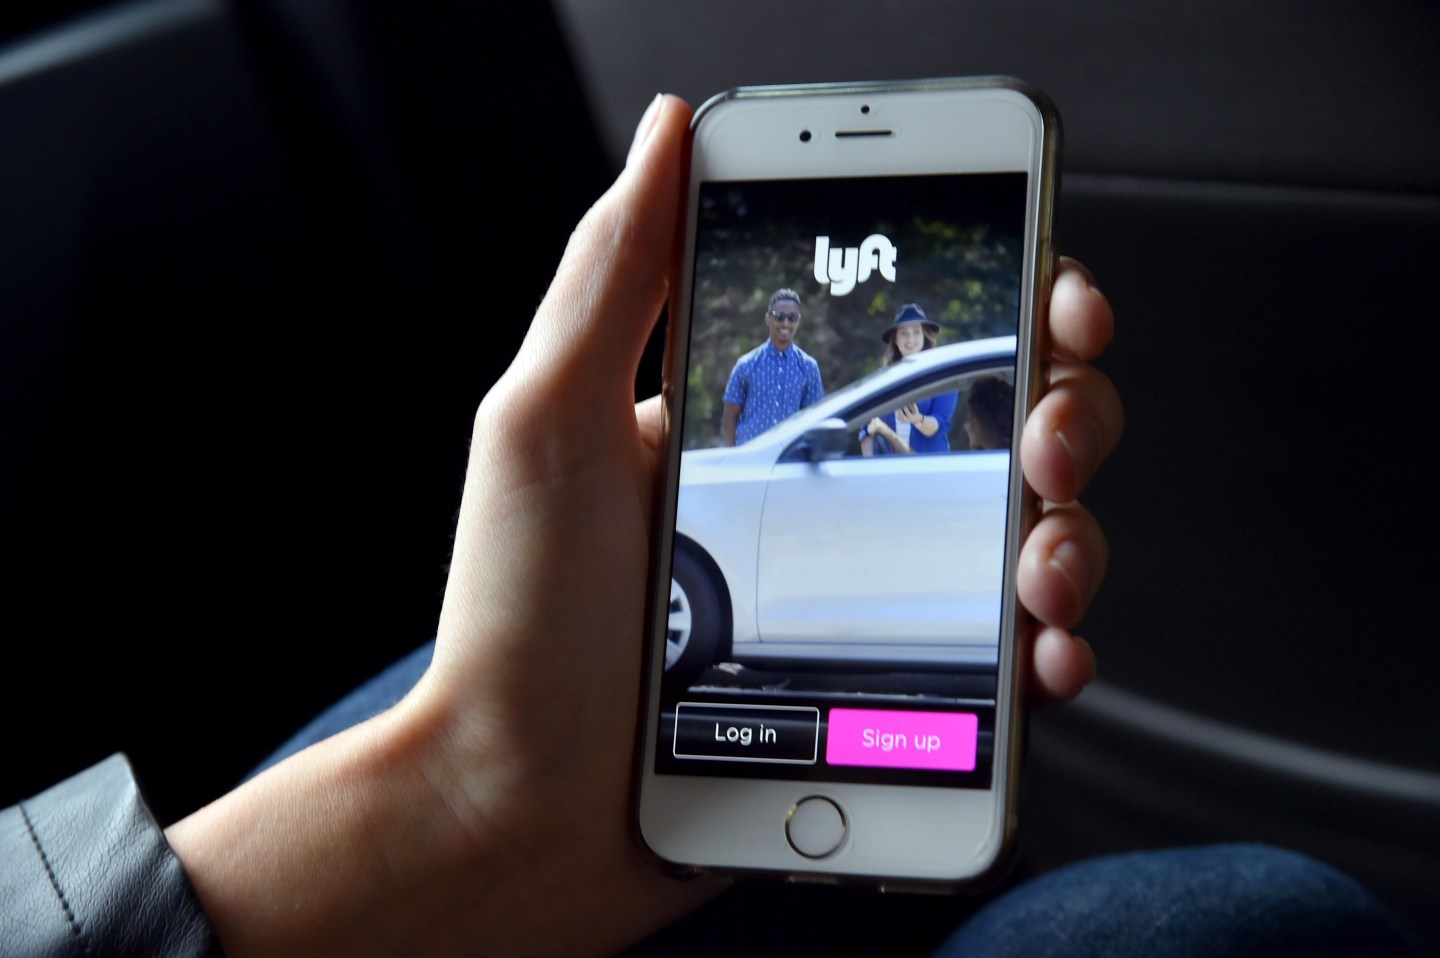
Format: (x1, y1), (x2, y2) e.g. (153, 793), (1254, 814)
(813, 234), (898, 296)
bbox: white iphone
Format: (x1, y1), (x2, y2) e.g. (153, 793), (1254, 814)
(637, 77), (1059, 889)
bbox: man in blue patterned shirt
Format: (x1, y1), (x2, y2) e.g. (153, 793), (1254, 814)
(720, 289), (826, 445)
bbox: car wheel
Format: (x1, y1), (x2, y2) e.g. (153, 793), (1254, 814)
(667, 548), (721, 687)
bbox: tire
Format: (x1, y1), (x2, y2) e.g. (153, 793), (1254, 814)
(666, 547), (722, 688)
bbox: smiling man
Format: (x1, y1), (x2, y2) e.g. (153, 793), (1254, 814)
(720, 289), (825, 446)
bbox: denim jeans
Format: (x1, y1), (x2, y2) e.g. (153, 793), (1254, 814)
(251, 641), (1423, 958)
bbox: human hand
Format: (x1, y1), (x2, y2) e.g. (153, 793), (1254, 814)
(165, 94), (1121, 958)
(167, 94), (714, 958)
(1016, 256), (1123, 702)
(896, 403), (924, 425)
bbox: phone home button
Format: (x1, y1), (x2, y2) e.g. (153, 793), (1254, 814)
(785, 796), (846, 859)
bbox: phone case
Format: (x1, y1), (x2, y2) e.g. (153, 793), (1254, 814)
(638, 76), (1062, 891)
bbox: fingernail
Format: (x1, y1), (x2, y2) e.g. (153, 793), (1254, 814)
(627, 93), (665, 167)
(1062, 257), (1103, 298)
(1047, 539), (1092, 613)
(1054, 413), (1102, 491)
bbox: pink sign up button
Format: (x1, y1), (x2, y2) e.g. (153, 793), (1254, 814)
(825, 708), (979, 771)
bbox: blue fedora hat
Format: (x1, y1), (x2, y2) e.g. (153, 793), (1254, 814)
(882, 303), (940, 342)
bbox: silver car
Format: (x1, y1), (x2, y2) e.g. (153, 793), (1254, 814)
(667, 336), (1018, 683)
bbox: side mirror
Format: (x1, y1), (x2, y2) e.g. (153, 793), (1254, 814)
(797, 418), (849, 461)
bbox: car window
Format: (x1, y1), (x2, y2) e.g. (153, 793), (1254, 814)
(840, 365), (1016, 457)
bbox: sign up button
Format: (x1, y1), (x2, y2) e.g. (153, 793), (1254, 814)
(826, 708), (978, 771)
(673, 702), (820, 764)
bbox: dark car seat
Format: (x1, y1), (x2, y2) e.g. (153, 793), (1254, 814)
(0, 0), (610, 816)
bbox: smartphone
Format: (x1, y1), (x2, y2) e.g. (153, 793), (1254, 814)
(637, 77), (1059, 889)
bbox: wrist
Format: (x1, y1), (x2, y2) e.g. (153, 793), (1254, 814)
(166, 694), (506, 958)
(166, 678), (712, 958)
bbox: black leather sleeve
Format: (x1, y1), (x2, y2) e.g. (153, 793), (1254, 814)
(0, 754), (223, 958)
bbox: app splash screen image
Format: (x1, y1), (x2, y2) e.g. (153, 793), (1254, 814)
(659, 173), (1028, 788)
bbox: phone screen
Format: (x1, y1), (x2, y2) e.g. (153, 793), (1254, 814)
(658, 170), (1030, 790)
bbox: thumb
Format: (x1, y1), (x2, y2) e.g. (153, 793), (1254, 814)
(504, 94), (692, 420)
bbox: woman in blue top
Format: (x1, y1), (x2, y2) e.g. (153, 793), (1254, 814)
(861, 303), (959, 455)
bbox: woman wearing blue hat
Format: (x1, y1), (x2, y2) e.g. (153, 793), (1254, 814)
(861, 303), (959, 455)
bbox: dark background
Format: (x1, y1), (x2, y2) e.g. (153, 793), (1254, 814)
(0, 0), (613, 819)
(2, 0), (1438, 952)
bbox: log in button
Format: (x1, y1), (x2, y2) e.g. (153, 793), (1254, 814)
(673, 702), (820, 764)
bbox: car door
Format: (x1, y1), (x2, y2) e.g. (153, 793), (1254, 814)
(753, 363), (1012, 660)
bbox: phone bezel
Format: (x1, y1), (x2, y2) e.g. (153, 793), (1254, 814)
(636, 77), (1059, 889)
